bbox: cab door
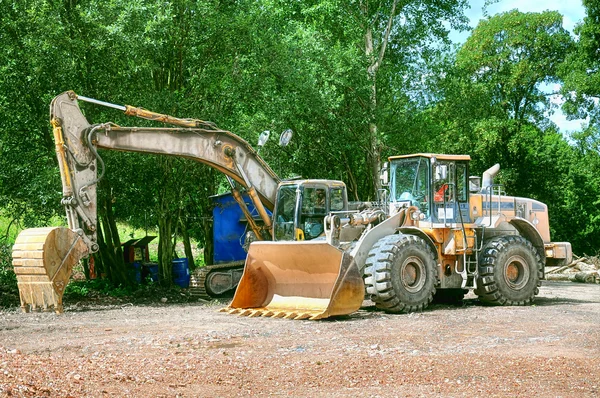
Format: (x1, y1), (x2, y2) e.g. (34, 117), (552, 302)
(432, 162), (470, 224)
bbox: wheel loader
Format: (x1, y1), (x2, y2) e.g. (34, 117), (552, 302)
(11, 91), (363, 316)
(225, 153), (572, 318)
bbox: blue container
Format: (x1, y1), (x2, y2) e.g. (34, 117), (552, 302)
(211, 192), (272, 264)
(131, 262), (142, 284)
(172, 258), (190, 288)
(143, 263), (159, 283)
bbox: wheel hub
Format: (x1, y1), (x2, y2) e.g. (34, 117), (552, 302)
(503, 255), (530, 290)
(401, 256), (426, 293)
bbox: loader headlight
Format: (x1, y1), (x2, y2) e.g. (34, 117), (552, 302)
(410, 210), (425, 221)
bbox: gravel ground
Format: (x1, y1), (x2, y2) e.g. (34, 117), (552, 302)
(0, 281), (599, 397)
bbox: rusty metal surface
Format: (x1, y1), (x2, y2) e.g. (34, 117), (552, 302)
(223, 241), (364, 320)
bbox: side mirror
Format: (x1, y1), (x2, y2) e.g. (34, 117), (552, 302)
(469, 176), (481, 193)
(434, 164), (448, 181)
(379, 162), (389, 186)
(279, 129), (293, 147)
(257, 130), (270, 147)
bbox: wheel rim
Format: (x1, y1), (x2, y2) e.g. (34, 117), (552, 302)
(401, 256), (426, 293)
(503, 255), (530, 290)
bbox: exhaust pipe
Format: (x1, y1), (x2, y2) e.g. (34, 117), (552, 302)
(481, 163), (500, 191)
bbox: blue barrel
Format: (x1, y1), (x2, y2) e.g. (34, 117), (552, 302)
(172, 258), (190, 288)
(143, 263), (159, 283)
(131, 262), (142, 284)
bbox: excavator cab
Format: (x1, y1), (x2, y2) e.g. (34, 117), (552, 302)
(273, 180), (348, 241)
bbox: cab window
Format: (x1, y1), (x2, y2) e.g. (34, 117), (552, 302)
(330, 187), (344, 211)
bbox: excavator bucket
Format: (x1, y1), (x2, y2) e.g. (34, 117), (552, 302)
(12, 227), (88, 313)
(221, 241), (364, 320)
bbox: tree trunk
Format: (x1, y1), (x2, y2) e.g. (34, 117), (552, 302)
(97, 179), (130, 286)
(180, 217), (195, 270)
(363, 0), (399, 198)
(99, 209), (130, 286)
(202, 209), (214, 265)
(157, 209), (173, 287)
(365, 26), (380, 197)
(95, 222), (109, 280)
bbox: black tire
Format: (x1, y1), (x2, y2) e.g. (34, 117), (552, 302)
(476, 235), (543, 306)
(364, 234), (437, 313)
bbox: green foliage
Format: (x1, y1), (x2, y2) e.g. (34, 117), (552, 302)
(0, 1), (598, 257)
(0, 242), (19, 307)
(560, 0), (600, 123)
(456, 9), (573, 122)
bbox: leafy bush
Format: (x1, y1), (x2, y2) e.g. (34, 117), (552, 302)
(0, 242), (19, 307)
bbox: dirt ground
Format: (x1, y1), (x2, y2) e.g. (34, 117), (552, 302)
(0, 281), (599, 398)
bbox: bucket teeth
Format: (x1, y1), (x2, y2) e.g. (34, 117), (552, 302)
(293, 313), (312, 320)
(283, 312), (298, 319)
(218, 306), (327, 320)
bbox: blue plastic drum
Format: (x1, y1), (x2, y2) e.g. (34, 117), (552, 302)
(172, 258), (190, 288)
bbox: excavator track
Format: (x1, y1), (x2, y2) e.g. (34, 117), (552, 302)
(189, 261), (245, 300)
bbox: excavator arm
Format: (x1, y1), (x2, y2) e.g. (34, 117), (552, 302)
(12, 91), (280, 312)
(52, 91), (279, 250)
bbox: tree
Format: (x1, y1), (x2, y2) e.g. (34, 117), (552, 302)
(416, 10), (600, 252)
(455, 10), (573, 123)
(359, 0), (470, 194)
(561, 0), (600, 124)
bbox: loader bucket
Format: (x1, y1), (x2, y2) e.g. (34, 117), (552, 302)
(221, 241), (364, 320)
(12, 227), (88, 313)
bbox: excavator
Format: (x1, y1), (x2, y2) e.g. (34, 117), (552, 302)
(11, 91), (364, 317)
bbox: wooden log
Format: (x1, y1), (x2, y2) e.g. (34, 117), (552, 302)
(546, 274), (572, 282)
(570, 271), (600, 284)
(547, 257), (589, 274)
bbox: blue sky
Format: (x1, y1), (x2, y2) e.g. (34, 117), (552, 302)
(452, 0), (587, 133)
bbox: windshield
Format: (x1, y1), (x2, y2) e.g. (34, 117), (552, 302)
(390, 157), (428, 205)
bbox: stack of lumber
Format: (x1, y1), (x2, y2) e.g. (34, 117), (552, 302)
(546, 256), (600, 283)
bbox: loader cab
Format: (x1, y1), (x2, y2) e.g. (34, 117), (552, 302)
(388, 154), (471, 224)
(273, 180), (348, 241)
